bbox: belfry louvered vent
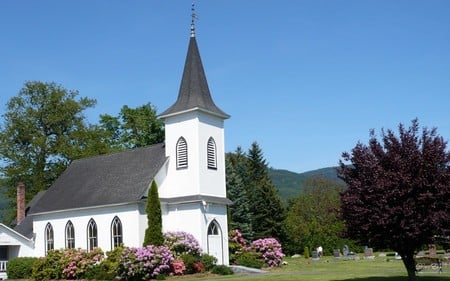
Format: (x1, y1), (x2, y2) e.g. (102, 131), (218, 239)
(176, 137), (188, 169)
(207, 137), (217, 169)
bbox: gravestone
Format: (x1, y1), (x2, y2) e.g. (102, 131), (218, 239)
(333, 249), (341, 258)
(343, 245), (349, 257)
(429, 244), (437, 257)
(364, 247), (374, 259)
(311, 250), (319, 260)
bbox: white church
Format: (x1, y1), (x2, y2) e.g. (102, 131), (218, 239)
(0, 19), (231, 278)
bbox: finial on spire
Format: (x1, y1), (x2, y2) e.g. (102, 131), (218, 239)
(190, 2), (198, 37)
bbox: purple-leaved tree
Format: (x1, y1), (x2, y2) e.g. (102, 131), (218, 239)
(338, 119), (450, 281)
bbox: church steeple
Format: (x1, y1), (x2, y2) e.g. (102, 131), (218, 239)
(159, 6), (229, 119)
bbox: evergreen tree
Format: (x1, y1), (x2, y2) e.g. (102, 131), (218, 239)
(226, 157), (253, 239)
(143, 181), (164, 246)
(246, 142), (286, 241)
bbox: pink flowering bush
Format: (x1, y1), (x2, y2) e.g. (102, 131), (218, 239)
(61, 248), (104, 279)
(117, 245), (174, 280)
(229, 229), (251, 264)
(252, 238), (285, 267)
(229, 230), (285, 268)
(171, 259), (186, 275)
(164, 231), (202, 257)
(229, 229), (246, 247)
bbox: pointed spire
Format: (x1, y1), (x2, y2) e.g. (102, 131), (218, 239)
(159, 4), (229, 120)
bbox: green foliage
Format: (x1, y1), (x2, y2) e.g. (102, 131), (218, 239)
(0, 81), (110, 220)
(180, 253), (198, 274)
(227, 143), (287, 244)
(144, 181), (164, 246)
(211, 265), (234, 275)
(85, 246), (123, 280)
(226, 153), (253, 240)
(284, 177), (345, 255)
(99, 103), (164, 149)
(304, 246), (310, 259)
(32, 250), (65, 281)
(235, 251), (264, 268)
(200, 254), (217, 271)
(6, 257), (38, 279)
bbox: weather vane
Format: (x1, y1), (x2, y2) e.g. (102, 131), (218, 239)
(190, 2), (199, 37)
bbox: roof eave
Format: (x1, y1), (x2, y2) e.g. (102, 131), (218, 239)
(159, 107), (230, 120)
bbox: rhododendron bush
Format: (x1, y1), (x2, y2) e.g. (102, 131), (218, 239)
(229, 229), (285, 267)
(252, 238), (285, 267)
(164, 231), (202, 257)
(116, 245), (173, 280)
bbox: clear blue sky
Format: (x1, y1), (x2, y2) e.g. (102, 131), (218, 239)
(1, 1), (449, 173)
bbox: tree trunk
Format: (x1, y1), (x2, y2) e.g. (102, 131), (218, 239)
(401, 252), (417, 281)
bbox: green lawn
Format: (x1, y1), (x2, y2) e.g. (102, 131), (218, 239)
(169, 255), (450, 281)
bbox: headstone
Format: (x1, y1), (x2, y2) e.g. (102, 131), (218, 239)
(343, 245), (349, 257)
(428, 244), (437, 257)
(311, 250), (319, 260)
(333, 249), (341, 258)
(416, 250), (425, 257)
(364, 248), (374, 259)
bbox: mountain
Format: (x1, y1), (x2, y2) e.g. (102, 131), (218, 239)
(269, 166), (345, 200)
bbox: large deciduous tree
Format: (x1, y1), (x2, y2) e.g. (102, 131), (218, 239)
(99, 103), (164, 149)
(0, 81), (108, 220)
(284, 178), (345, 255)
(338, 119), (450, 281)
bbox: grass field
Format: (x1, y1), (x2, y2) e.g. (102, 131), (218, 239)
(169, 255), (450, 281)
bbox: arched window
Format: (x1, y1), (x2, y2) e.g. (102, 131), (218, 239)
(87, 219), (98, 251)
(207, 137), (217, 169)
(111, 216), (123, 250)
(207, 220), (220, 235)
(65, 220), (75, 249)
(45, 223), (54, 254)
(176, 137), (188, 169)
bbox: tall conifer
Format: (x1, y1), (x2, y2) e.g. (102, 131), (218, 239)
(143, 181), (164, 246)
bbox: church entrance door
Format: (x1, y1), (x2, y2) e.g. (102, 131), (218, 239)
(207, 220), (223, 264)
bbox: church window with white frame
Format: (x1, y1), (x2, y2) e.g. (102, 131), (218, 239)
(45, 222), (54, 254)
(176, 137), (188, 169)
(111, 216), (123, 250)
(87, 219), (98, 251)
(208, 220), (220, 235)
(65, 220), (75, 249)
(207, 137), (217, 169)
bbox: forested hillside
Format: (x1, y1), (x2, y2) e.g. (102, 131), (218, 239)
(269, 167), (345, 200)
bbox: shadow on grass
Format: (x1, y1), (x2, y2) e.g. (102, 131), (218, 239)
(332, 276), (450, 281)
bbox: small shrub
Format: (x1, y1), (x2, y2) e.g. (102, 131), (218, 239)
(235, 251), (263, 268)
(180, 253), (198, 274)
(304, 246), (310, 259)
(211, 265), (234, 275)
(6, 257), (38, 279)
(192, 262), (205, 273)
(252, 238), (285, 267)
(116, 245), (173, 281)
(32, 250), (65, 281)
(171, 260), (186, 275)
(200, 254), (217, 271)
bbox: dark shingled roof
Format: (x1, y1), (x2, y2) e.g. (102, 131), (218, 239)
(159, 36), (229, 119)
(30, 143), (167, 214)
